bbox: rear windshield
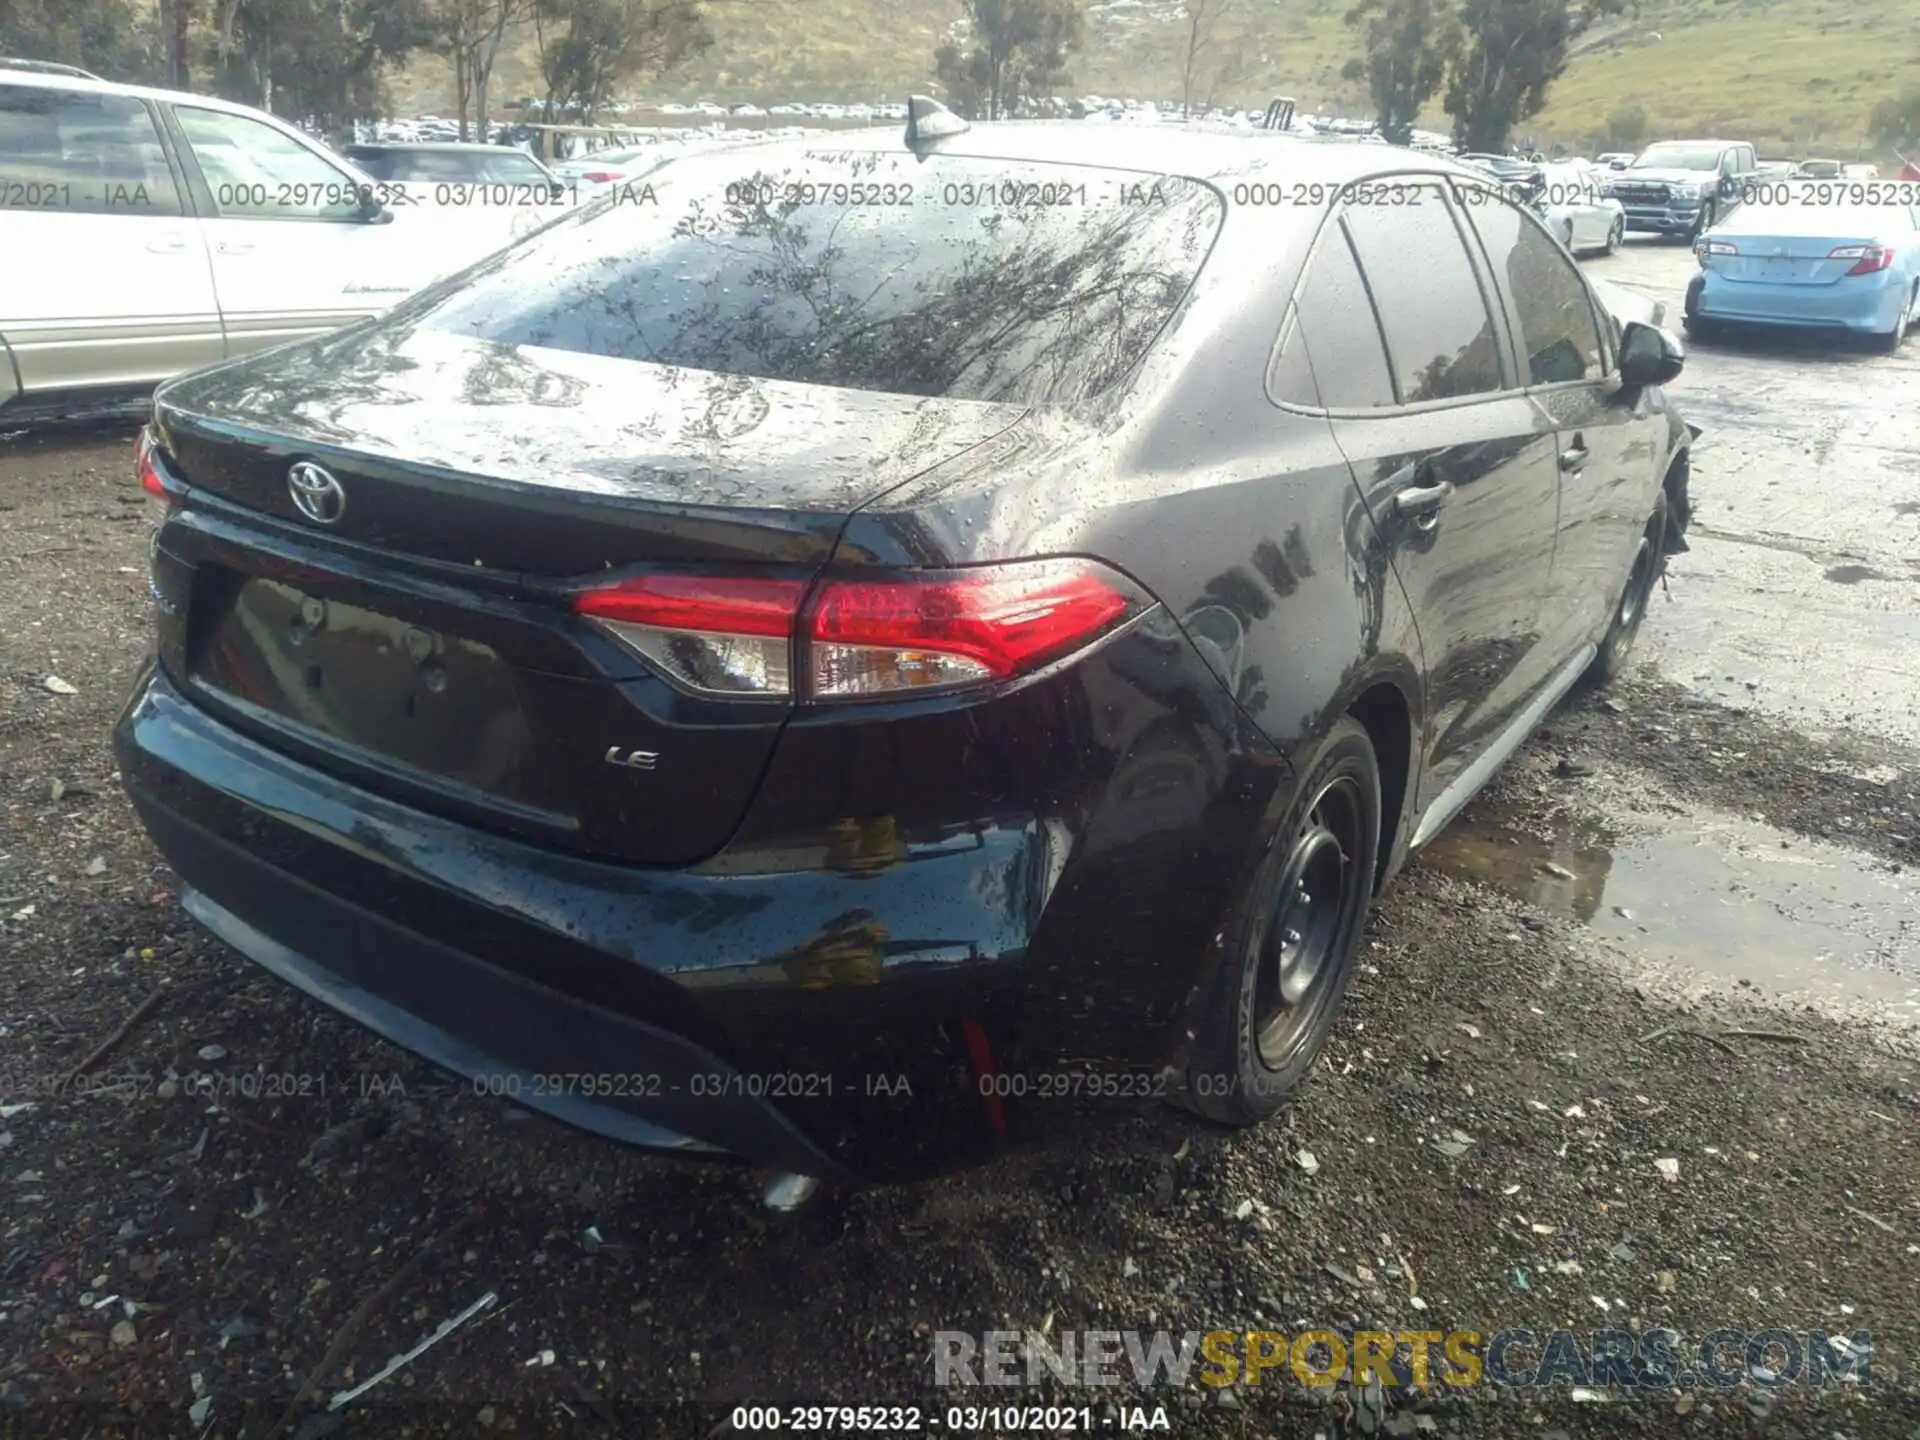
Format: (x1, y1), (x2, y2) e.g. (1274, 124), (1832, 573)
(410, 149), (1224, 405)
(348, 147), (549, 184)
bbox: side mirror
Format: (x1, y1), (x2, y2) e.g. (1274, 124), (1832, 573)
(1619, 320), (1685, 387)
(358, 197), (395, 225)
(549, 181), (567, 202)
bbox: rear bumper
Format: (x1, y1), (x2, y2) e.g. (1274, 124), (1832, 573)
(1696, 272), (1908, 333)
(118, 637), (1283, 1179)
(117, 665), (1043, 1181)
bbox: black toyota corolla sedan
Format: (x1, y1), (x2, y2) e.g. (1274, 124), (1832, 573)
(117, 104), (1697, 1184)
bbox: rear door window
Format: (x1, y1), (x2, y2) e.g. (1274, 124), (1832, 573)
(0, 84), (183, 216)
(1269, 222), (1395, 410)
(1339, 183), (1507, 403)
(1455, 188), (1605, 384)
(411, 151), (1224, 405)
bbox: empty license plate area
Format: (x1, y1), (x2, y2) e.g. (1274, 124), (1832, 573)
(190, 575), (559, 815)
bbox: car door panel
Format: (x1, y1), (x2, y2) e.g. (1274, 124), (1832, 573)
(1455, 186), (1660, 656)
(1331, 403), (1562, 807)
(0, 83), (221, 395)
(163, 103), (428, 353)
(1289, 189), (1562, 817)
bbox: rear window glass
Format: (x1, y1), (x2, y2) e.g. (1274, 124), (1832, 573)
(349, 148), (548, 184)
(411, 150), (1223, 404)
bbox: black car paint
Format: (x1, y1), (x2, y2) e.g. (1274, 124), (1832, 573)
(118, 128), (1695, 1180)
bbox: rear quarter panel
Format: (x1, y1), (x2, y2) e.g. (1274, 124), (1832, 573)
(839, 212), (1427, 814)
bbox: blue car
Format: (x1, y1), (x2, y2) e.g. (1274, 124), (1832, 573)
(1684, 185), (1920, 352)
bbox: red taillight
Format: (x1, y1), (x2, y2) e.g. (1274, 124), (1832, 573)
(572, 559), (1139, 702)
(582, 171), (621, 183)
(1829, 243), (1892, 275)
(807, 561), (1135, 698)
(575, 574), (806, 635)
(136, 426), (180, 511)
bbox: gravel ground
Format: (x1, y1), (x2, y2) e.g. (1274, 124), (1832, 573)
(1, 404), (1917, 1440)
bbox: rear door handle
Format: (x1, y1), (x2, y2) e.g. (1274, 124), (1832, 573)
(146, 234), (188, 253)
(215, 240), (257, 255)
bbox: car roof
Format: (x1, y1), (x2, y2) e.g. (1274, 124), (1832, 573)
(0, 57), (101, 77)
(347, 141), (532, 154)
(665, 120), (1483, 187)
(0, 64), (297, 121)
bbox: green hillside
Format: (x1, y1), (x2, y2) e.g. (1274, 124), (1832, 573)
(392, 0), (1919, 157)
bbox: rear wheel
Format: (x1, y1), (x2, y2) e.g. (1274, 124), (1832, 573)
(1686, 202), (1716, 244)
(1585, 495), (1668, 688)
(1681, 275), (1715, 340)
(1181, 717), (1379, 1126)
(1603, 215), (1623, 255)
(1872, 283), (1915, 355)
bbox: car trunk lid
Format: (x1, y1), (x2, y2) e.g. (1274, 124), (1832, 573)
(1703, 207), (1898, 287)
(147, 331), (1023, 866)
(1710, 230), (1887, 285)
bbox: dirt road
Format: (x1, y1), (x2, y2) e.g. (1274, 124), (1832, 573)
(1, 237), (1916, 1438)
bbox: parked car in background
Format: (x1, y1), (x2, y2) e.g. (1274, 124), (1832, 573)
(0, 66), (536, 425)
(1539, 159), (1627, 255)
(1596, 151), (1636, 170)
(548, 141), (667, 189)
(341, 141), (568, 199)
(0, 55), (99, 77)
(1604, 139), (1756, 240)
(1685, 182), (1920, 352)
(118, 110), (1696, 1184)
(1791, 158), (1842, 179)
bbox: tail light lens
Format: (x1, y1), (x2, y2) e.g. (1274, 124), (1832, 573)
(575, 574), (806, 698)
(582, 170), (621, 183)
(573, 559), (1142, 702)
(1699, 239), (1738, 256)
(1828, 244), (1892, 275)
(135, 426), (181, 524)
(807, 561), (1135, 698)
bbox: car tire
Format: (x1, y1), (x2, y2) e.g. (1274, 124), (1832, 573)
(1686, 202), (1715, 244)
(1872, 282), (1915, 355)
(1181, 716), (1380, 1127)
(1603, 216), (1623, 255)
(1681, 276), (1715, 340)
(1585, 495), (1669, 688)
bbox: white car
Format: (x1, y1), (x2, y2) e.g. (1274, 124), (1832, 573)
(1540, 160), (1627, 255)
(547, 141), (667, 189)
(0, 67), (539, 423)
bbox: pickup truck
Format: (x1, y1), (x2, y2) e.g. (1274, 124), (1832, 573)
(1602, 139), (1760, 241)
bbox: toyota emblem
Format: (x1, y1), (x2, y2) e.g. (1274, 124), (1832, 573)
(286, 462), (346, 524)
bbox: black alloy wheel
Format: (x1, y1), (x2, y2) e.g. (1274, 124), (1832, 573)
(1182, 716), (1380, 1126)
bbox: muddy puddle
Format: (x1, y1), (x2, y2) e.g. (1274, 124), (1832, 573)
(1421, 800), (1920, 1022)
